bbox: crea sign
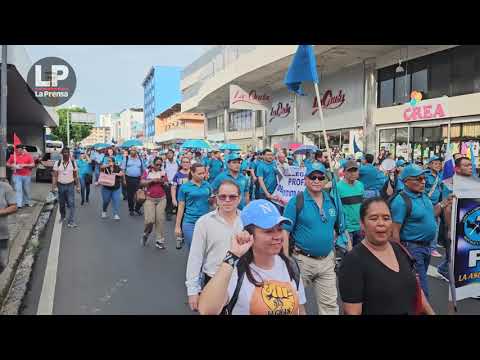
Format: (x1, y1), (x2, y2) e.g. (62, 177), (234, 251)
(403, 102), (447, 122)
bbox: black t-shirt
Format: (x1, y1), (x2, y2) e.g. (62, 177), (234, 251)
(338, 242), (417, 315)
(102, 165), (122, 190)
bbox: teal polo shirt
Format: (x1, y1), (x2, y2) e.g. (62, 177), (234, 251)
(283, 190), (337, 257)
(256, 160), (278, 195)
(390, 188), (437, 244)
(208, 158), (224, 182)
(201, 157), (210, 168)
(177, 180), (212, 224)
(304, 159), (313, 167)
(240, 159), (249, 172)
(359, 164), (382, 191)
(210, 170), (249, 209)
(424, 170), (450, 205)
(337, 180), (364, 232)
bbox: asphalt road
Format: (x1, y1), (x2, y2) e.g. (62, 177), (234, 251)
(20, 183), (479, 315)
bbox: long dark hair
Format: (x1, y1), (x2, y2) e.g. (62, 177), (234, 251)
(240, 224), (295, 288)
(359, 197), (390, 222)
(188, 163), (205, 181)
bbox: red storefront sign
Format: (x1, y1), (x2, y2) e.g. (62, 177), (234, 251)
(403, 103), (446, 122)
(312, 89), (346, 115)
(269, 102), (291, 122)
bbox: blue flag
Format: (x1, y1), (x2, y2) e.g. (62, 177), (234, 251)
(284, 45), (319, 95)
(353, 135), (362, 154)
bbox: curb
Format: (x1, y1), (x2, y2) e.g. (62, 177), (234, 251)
(0, 203), (46, 311)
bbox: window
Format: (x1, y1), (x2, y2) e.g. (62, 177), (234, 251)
(379, 129), (395, 143)
(207, 116), (217, 131)
(429, 50), (451, 98)
(255, 111), (263, 128)
(228, 111), (252, 131)
(411, 69), (428, 96)
(452, 46), (475, 96)
(394, 72), (411, 104)
(378, 66), (394, 107)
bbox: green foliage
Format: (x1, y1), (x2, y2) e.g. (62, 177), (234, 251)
(51, 107), (92, 146)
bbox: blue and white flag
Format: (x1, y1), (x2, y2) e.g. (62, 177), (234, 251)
(469, 142), (478, 177)
(442, 144), (455, 190)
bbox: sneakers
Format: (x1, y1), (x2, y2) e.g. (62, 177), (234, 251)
(155, 240), (166, 250)
(437, 268), (449, 282)
(113, 214), (120, 221)
(129, 211), (135, 216)
(67, 223), (78, 228)
(101, 212), (107, 219)
(431, 250), (442, 258)
(135, 209), (143, 216)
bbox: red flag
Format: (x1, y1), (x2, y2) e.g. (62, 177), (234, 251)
(13, 133), (22, 148)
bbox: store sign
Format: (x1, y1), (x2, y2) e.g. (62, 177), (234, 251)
(312, 89), (346, 115)
(269, 101), (292, 123)
(403, 103), (447, 122)
(230, 84), (272, 111)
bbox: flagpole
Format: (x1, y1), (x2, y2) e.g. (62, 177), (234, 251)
(313, 83), (333, 167)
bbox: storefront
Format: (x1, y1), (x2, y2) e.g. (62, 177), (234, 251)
(374, 93), (480, 162)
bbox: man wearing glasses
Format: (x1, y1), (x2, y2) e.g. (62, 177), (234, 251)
(211, 153), (250, 209)
(185, 180), (243, 312)
(282, 162), (340, 315)
(391, 164), (452, 300)
(337, 160), (365, 247)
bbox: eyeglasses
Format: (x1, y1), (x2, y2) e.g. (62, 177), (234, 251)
(217, 194), (240, 201)
(408, 176), (426, 182)
(307, 174), (325, 181)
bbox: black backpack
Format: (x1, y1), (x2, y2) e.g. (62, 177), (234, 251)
(388, 191), (413, 226)
(221, 256), (301, 315)
(57, 159), (76, 170)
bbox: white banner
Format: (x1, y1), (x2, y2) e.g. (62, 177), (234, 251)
(70, 112), (96, 124)
(272, 166), (306, 205)
(229, 84), (272, 111)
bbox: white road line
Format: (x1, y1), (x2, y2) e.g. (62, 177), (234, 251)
(37, 208), (62, 315)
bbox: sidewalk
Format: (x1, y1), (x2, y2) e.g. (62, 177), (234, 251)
(0, 180), (51, 304)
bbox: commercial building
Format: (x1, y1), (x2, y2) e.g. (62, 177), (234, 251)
(98, 112), (119, 140)
(142, 66), (181, 144)
(181, 45), (457, 155)
(154, 103), (206, 150)
(1, 45), (58, 151)
(112, 108), (144, 144)
(81, 127), (112, 147)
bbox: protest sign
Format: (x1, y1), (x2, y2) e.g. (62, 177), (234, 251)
(271, 166), (305, 205)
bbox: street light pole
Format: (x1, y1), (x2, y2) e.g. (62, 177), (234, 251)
(67, 111), (70, 148)
(0, 45), (8, 180)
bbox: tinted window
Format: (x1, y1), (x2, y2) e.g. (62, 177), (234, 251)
(394, 73), (411, 104)
(411, 69), (428, 96)
(378, 67), (394, 107)
(429, 50), (451, 98)
(452, 46), (475, 96)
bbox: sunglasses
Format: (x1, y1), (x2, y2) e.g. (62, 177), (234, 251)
(217, 194), (239, 201)
(307, 174), (325, 181)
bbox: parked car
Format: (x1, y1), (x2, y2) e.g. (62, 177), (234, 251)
(36, 152), (61, 182)
(7, 144), (43, 164)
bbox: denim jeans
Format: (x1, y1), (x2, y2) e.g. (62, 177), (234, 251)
(349, 230), (363, 247)
(437, 235), (451, 276)
(403, 241), (431, 299)
(182, 222), (195, 249)
(101, 187), (121, 216)
(430, 217), (440, 251)
(13, 175), (31, 207)
(58, 183), (75, 225)
(95, 165), (101, 182)
(79, 175), (91, 203)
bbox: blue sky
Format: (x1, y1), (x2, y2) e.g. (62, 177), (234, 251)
(25, 45), (209, 117)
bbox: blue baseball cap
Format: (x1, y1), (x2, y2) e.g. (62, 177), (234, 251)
(225, 153), (242, 162)
(241, 200), (292, 229)
(427, 156), (441, 164)
(396, 159), (406, 167)
(399, 164), (427, 181)
(305, 162), (326, 176)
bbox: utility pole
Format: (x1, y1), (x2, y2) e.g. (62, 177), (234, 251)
(0, 45), (8, 180)
(67, 111), (70, 148)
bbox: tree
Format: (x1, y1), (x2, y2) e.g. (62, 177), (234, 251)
(52, 107), (93, 146)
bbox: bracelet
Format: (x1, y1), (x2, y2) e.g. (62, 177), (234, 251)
(223, 251), (240, 268)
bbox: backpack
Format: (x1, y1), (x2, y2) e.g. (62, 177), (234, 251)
(221, 256), (301, 315)
(57, 159), (77, 170)
(388, 191), (412, 226)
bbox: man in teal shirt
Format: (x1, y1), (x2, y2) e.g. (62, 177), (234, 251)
(211, 153), (250, 209)
(256, 149), (279, 202)
(207, 150), (224, 183)
(359, 153), (386, 198)
(337, 160), (364, 247)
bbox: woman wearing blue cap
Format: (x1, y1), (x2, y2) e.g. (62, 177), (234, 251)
(198, 199), (307, 315)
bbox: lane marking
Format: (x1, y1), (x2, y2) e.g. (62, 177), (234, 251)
(37, 207), (62, 315)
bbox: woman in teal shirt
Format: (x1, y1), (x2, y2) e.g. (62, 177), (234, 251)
(77, 152), (93, 205)
(175, 163), (213, 249)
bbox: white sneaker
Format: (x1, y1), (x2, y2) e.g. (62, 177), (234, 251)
(113, 214), (120, 221)
(101, 212), (107, 218)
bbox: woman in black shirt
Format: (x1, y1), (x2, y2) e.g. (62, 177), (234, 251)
(100, 156), (124, 221)
(338, 197), (435, 315)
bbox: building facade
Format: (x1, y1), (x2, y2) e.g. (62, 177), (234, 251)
(142, 66), (181, 143)
(181, 45), (462, 155)
(82, 127), (112, 147)
(113, 108), (144, 144)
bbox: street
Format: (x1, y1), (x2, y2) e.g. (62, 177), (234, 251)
(20, 183), (480, 315)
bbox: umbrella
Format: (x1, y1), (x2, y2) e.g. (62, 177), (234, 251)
(219, 143), (241, 151)
(293, 144), (318, 155)
(289, 143), (302, 151)
(181, 139), (211, 150)
(121, 139), (143, 148)
(92, 143), (111, 149)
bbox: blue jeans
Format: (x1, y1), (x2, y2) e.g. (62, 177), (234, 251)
(79, 175), (91, 203)
(13, 175), (31, 207)
(438, 236), (451, 276)
(403, 241), (431, 299)
(58, 183), (75, 224)
(430, 217), (440, 251)
(349, 230), (363, 247)
(182, 222), (195, 249)
(95, 165), (101, 182)
(101, 187), (121, 216)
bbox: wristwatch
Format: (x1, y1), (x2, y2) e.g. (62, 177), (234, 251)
(223, 251), (240, 268)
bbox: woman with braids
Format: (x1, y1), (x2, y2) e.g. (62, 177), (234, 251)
(198, 199), (307, 315)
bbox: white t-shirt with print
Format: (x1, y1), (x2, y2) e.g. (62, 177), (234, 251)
(227, 255), (306, 315)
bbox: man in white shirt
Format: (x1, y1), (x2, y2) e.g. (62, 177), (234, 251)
(185, 179), (243, 312)
(52, 147), (80, 228)
(164, 149), (178, 221)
